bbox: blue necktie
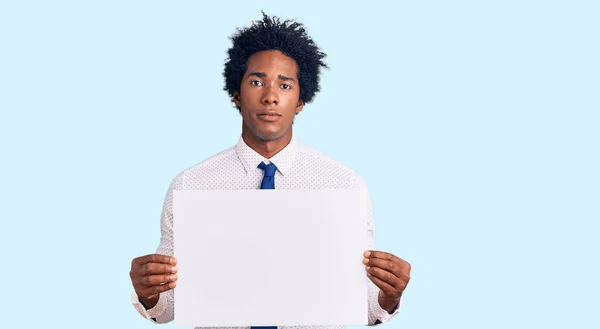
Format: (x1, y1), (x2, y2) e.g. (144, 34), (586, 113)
(253, 161), (277, 329)
(258, 161), (277, 189)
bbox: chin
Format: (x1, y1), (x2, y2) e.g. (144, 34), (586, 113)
(252, 127), (287, 141)
(255, 131), (283, 141)
(243, 119), (291, 142)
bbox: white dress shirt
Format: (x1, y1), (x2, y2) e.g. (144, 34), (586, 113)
(132, 135), (402, 329)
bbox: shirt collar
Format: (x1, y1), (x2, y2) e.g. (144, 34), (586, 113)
(235, 135), (299, 176)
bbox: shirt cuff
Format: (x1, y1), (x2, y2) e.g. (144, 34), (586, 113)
(371, 295), (403, 325)
(131, 292), (167, 321)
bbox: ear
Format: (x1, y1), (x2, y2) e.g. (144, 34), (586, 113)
(233, 92), (241, 108)
(295, 100), (304, 114)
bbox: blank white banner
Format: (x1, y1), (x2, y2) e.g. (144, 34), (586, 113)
(173, 189), (369, 327)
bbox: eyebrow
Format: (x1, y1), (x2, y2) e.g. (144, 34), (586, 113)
(278, 74), (295, 82)
(248, 72), (266, 78)
(247, 72), (295, 82)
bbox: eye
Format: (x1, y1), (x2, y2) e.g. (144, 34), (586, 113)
(251, 80), (263, 86)
(281, 83), (291, 90)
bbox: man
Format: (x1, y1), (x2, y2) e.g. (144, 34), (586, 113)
(129, 12), (411, 329)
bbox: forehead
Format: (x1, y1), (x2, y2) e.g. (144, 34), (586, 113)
(245, 50), (298, 78)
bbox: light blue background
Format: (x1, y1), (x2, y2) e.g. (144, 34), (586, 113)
(1, 1), (598, 328)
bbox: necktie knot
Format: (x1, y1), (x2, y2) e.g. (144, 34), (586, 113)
(258, 161), (277, 190)
(258, 161), (277, 177)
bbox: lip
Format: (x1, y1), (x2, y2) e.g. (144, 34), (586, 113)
(257, 112), (282, 122)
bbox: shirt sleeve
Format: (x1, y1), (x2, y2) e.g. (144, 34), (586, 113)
(130, 173), (183, 323)
(131, 291), (168, 321)
(363, 180), (403, 325)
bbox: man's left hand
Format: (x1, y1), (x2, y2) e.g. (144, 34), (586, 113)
(363, 250), (411, 312)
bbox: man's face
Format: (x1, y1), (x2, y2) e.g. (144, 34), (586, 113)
(234, 50), (303, 142)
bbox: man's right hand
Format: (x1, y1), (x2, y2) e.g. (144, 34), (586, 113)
(130, 254), (178, 309)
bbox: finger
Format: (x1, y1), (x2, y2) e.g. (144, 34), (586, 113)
(366, 271), (399, 299)
(141, 282), (177, 299)
(367, 267), (400, 289)
(364, 251), (411, 274)
(137, 263), (178, 276)
(138, 254), (177, 266)
(398, 271), (411, 286)
(363, 258), (403, 277)
(364, 250), (401, 262)
(140, 274), (178, 287)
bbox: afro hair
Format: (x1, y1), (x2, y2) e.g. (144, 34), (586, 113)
(223, 12), (328, 111)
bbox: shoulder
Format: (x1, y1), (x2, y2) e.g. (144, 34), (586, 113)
(296, 143), (368, 189)
(168, 146), (238, 190)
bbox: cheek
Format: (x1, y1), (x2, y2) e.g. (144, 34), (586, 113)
(238, 83), (253, 102)
(282, 90), (301, 106)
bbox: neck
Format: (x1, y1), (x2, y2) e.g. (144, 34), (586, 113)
(241, 129), (292, 159)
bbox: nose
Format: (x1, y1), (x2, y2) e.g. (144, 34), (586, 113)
(261, 86), (279, 105)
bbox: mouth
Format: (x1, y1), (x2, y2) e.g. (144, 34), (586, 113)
(257, 112), (282, 122)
